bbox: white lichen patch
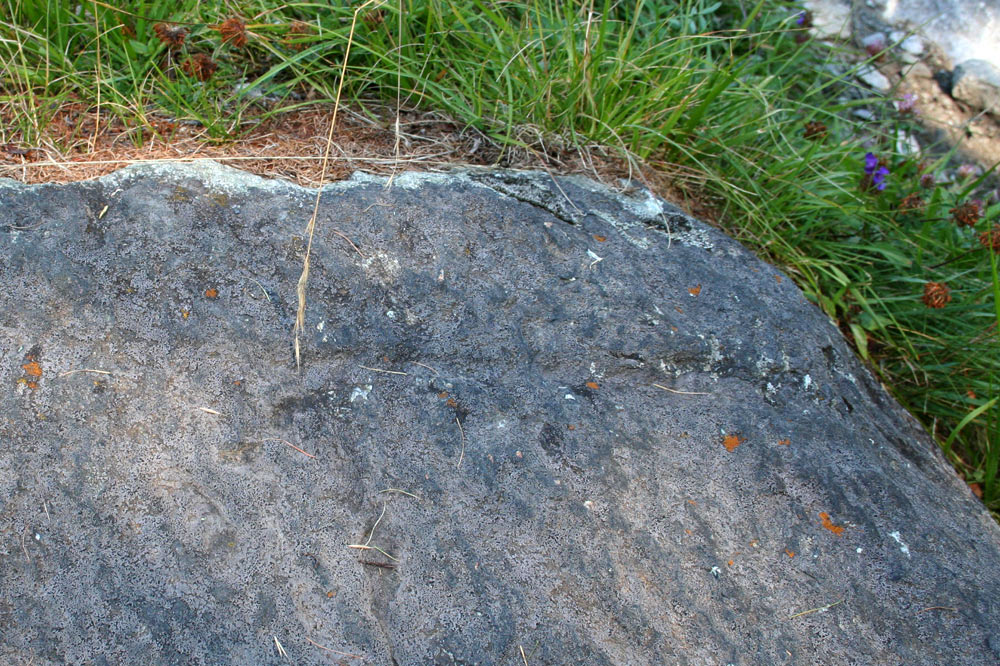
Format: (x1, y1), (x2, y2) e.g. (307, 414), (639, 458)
(591, 210), (652, 249)
(349, 385), (372, 402)
(889, 531), (911, 557)
(361, 251), (401, 283)
(671, 226), (716, 251)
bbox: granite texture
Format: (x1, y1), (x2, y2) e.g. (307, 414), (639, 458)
(1, 163), (998, 665)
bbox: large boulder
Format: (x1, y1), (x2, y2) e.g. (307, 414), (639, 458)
(2, 163), (998, 664)
(952, 59), (1000, 115)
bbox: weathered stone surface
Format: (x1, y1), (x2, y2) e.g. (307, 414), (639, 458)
(806, 0), (999, 70)
(876, 0), (1000, 68)
(2, 162), (999, 664)
(952, 59), (1000, 114)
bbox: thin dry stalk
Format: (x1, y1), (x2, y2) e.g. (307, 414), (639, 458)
(273, 636), (288, 660)
(294, 0), (385, 369)
(263, 437), (316, 458)
(653, 383), (709, 396)
(915, 606), (957, 614)
(378, 488), (422, 500)
(456, 417), (466, 469)
(304, 635), (365, 659)
(787, 599), (844, 619)
(358, 365), (407, 375)
(58, 368), (112, 377)
(347, 501), (398, 560)
(332, 228), (365, 258)
(89, 1), (102, 154)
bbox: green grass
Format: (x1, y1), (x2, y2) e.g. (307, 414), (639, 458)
(2, 0), (999, 511)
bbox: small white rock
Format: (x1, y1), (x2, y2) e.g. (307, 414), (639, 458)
(857, 65), (892, 93)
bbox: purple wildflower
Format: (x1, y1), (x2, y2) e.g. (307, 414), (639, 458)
(862, 152), (890, 192)
(957, 163), (981, 180)
(864, 152), (879, 172)
(896, 93), (917, 114)
(872, 167), (889, 190)
(796, 12), (806, 26)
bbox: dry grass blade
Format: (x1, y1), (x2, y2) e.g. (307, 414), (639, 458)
(653, 383), (709, 396)
(787, 599), (844, 619)
(262, 437), (316, 459)
(304, 636), (365, 660)
(359, 364), (407, 375)
(378, 487), (422, 500)
(58, 368), (112, 377)
(294, 0), (386, 370)
(456, 417), (466, 469)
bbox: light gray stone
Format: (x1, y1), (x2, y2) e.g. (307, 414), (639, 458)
(1, 163), (999, 665)
(803, 0), (853, 39)
(952, 59), (1000, 114)
(899, 34), (925, 57)
(857, 64), (892, 93)
(871, 0), (1000, 69)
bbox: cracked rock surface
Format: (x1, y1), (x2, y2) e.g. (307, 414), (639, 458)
(1, 163), (999, 664)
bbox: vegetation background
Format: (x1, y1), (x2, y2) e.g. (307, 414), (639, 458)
(2, 0), (998, 515)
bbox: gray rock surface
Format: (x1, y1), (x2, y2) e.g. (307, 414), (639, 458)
(808, 0), (1000, 70)
(952, 59), (1000, 114)
(2, 162), (999, 664)
(876, 0), (1000, 69)
(802, 0), (853, 40)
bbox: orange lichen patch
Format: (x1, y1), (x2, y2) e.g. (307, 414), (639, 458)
(785, 549), (795, 558)
(567, 424), (576, 430)
(723, 434), (744, 452)
(585, 381), (599, 389)
(727, 560), (734, 567)
(445, 398), (457, 408)
(22, 360), (42, 378)
(775, 274), (783, 284)
(688, 285), (702, 296)
(778, 438), (791, 446)
(205, 288), (218, 299)
(685, 529), (693, 535)
(593, 235), (607, 242)
(674, 306), (684, 314)
(687, 499), (696, 505)
(819, 512), (845, 536)
(438, 391), (448, 399)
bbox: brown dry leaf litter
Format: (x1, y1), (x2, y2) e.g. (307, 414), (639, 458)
(0, 104), (704, 218)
